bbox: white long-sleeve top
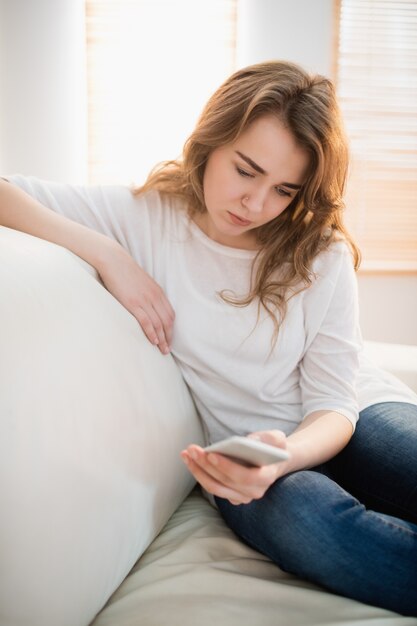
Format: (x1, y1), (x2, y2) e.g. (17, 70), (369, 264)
(6, 175), (417, 443)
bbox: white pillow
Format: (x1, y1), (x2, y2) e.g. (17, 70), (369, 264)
(0, 226), (204, 626)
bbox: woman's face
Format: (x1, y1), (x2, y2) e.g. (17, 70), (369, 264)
(199, 115), (310, 249)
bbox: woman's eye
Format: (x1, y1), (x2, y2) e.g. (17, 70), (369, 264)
(236, 166), (253, 178)
(276, 187), (291, 197)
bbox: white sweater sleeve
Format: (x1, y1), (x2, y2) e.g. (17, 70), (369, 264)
(299, 243), (362, 430)
(4, 174), (154, 270)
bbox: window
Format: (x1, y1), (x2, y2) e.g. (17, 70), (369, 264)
(335, 0), (417, 271)
(85, 0), (237, 186)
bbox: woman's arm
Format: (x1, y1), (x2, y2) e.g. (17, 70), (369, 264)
(284, 409), (353, 470)
(0, 178), (115, 268)
(181, 410), (353, 505)
(0, 179), (174, 353)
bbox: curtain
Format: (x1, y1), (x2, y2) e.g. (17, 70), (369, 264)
(336, 0), (417, 270)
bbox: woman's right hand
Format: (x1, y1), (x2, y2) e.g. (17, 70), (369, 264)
(97, 241), (175, 355)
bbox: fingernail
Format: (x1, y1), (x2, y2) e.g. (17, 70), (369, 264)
(189, 450), (198, 461)
(208, 453), (218, 465)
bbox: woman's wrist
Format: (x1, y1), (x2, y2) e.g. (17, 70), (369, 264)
(91, 234), (125, 275)
(282, 439), (311, 474)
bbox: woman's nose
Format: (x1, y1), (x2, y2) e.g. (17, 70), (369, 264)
(242, 188), (267, 214)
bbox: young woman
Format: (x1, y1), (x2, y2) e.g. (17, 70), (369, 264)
(1, 60), (416, 615)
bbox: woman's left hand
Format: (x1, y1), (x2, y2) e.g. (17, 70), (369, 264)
(180, 430), (290, 505)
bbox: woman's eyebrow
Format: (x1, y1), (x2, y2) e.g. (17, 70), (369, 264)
(235, 150), (302, 189)
(235, 150), (266, 174)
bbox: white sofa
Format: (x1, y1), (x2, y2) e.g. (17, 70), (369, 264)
(1, 226), (416, 626)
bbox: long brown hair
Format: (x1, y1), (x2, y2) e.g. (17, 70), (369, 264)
(134, 60), (360, 341)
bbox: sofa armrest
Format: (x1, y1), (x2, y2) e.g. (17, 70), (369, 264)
(0, 226), (205, 626)
(363, 340), (417, 394)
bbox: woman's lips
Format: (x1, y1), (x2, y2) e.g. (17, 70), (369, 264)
(227, 211), (252, 226)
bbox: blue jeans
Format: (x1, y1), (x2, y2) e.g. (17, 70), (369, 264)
(215, 402), (417, 616)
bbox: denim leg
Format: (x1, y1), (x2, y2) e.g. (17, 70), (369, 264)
(326, 402), (417, 524)
(215, 469), (417, 616)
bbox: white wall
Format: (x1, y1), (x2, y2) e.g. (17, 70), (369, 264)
(236, 0), (417, 345)
(0, 0), (87, 183)
(236, 0), (334, 76)
(357, 274), (417, 345)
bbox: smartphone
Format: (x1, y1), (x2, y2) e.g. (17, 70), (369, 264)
(204, 436), (290, 467)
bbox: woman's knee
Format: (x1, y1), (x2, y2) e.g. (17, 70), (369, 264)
(328, 402), (417, 523)
(216, 470), (351, 571)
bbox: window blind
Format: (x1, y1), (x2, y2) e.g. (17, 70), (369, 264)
(336, 0), (417, 271)
(85, 0), (237, 187)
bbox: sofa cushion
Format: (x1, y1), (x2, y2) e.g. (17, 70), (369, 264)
(92, 487), (408, 626)
(0, 226), (204, 626)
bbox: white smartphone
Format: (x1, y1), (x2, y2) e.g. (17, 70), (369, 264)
(204, 436), (290, 467)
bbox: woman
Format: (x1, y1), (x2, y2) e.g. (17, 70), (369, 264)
(1, 60), (416, 615)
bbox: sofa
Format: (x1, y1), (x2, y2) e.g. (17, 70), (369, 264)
(1, 225), (416, 626)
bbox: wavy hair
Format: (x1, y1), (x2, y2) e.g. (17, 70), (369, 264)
(134, 60), (360, 342)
